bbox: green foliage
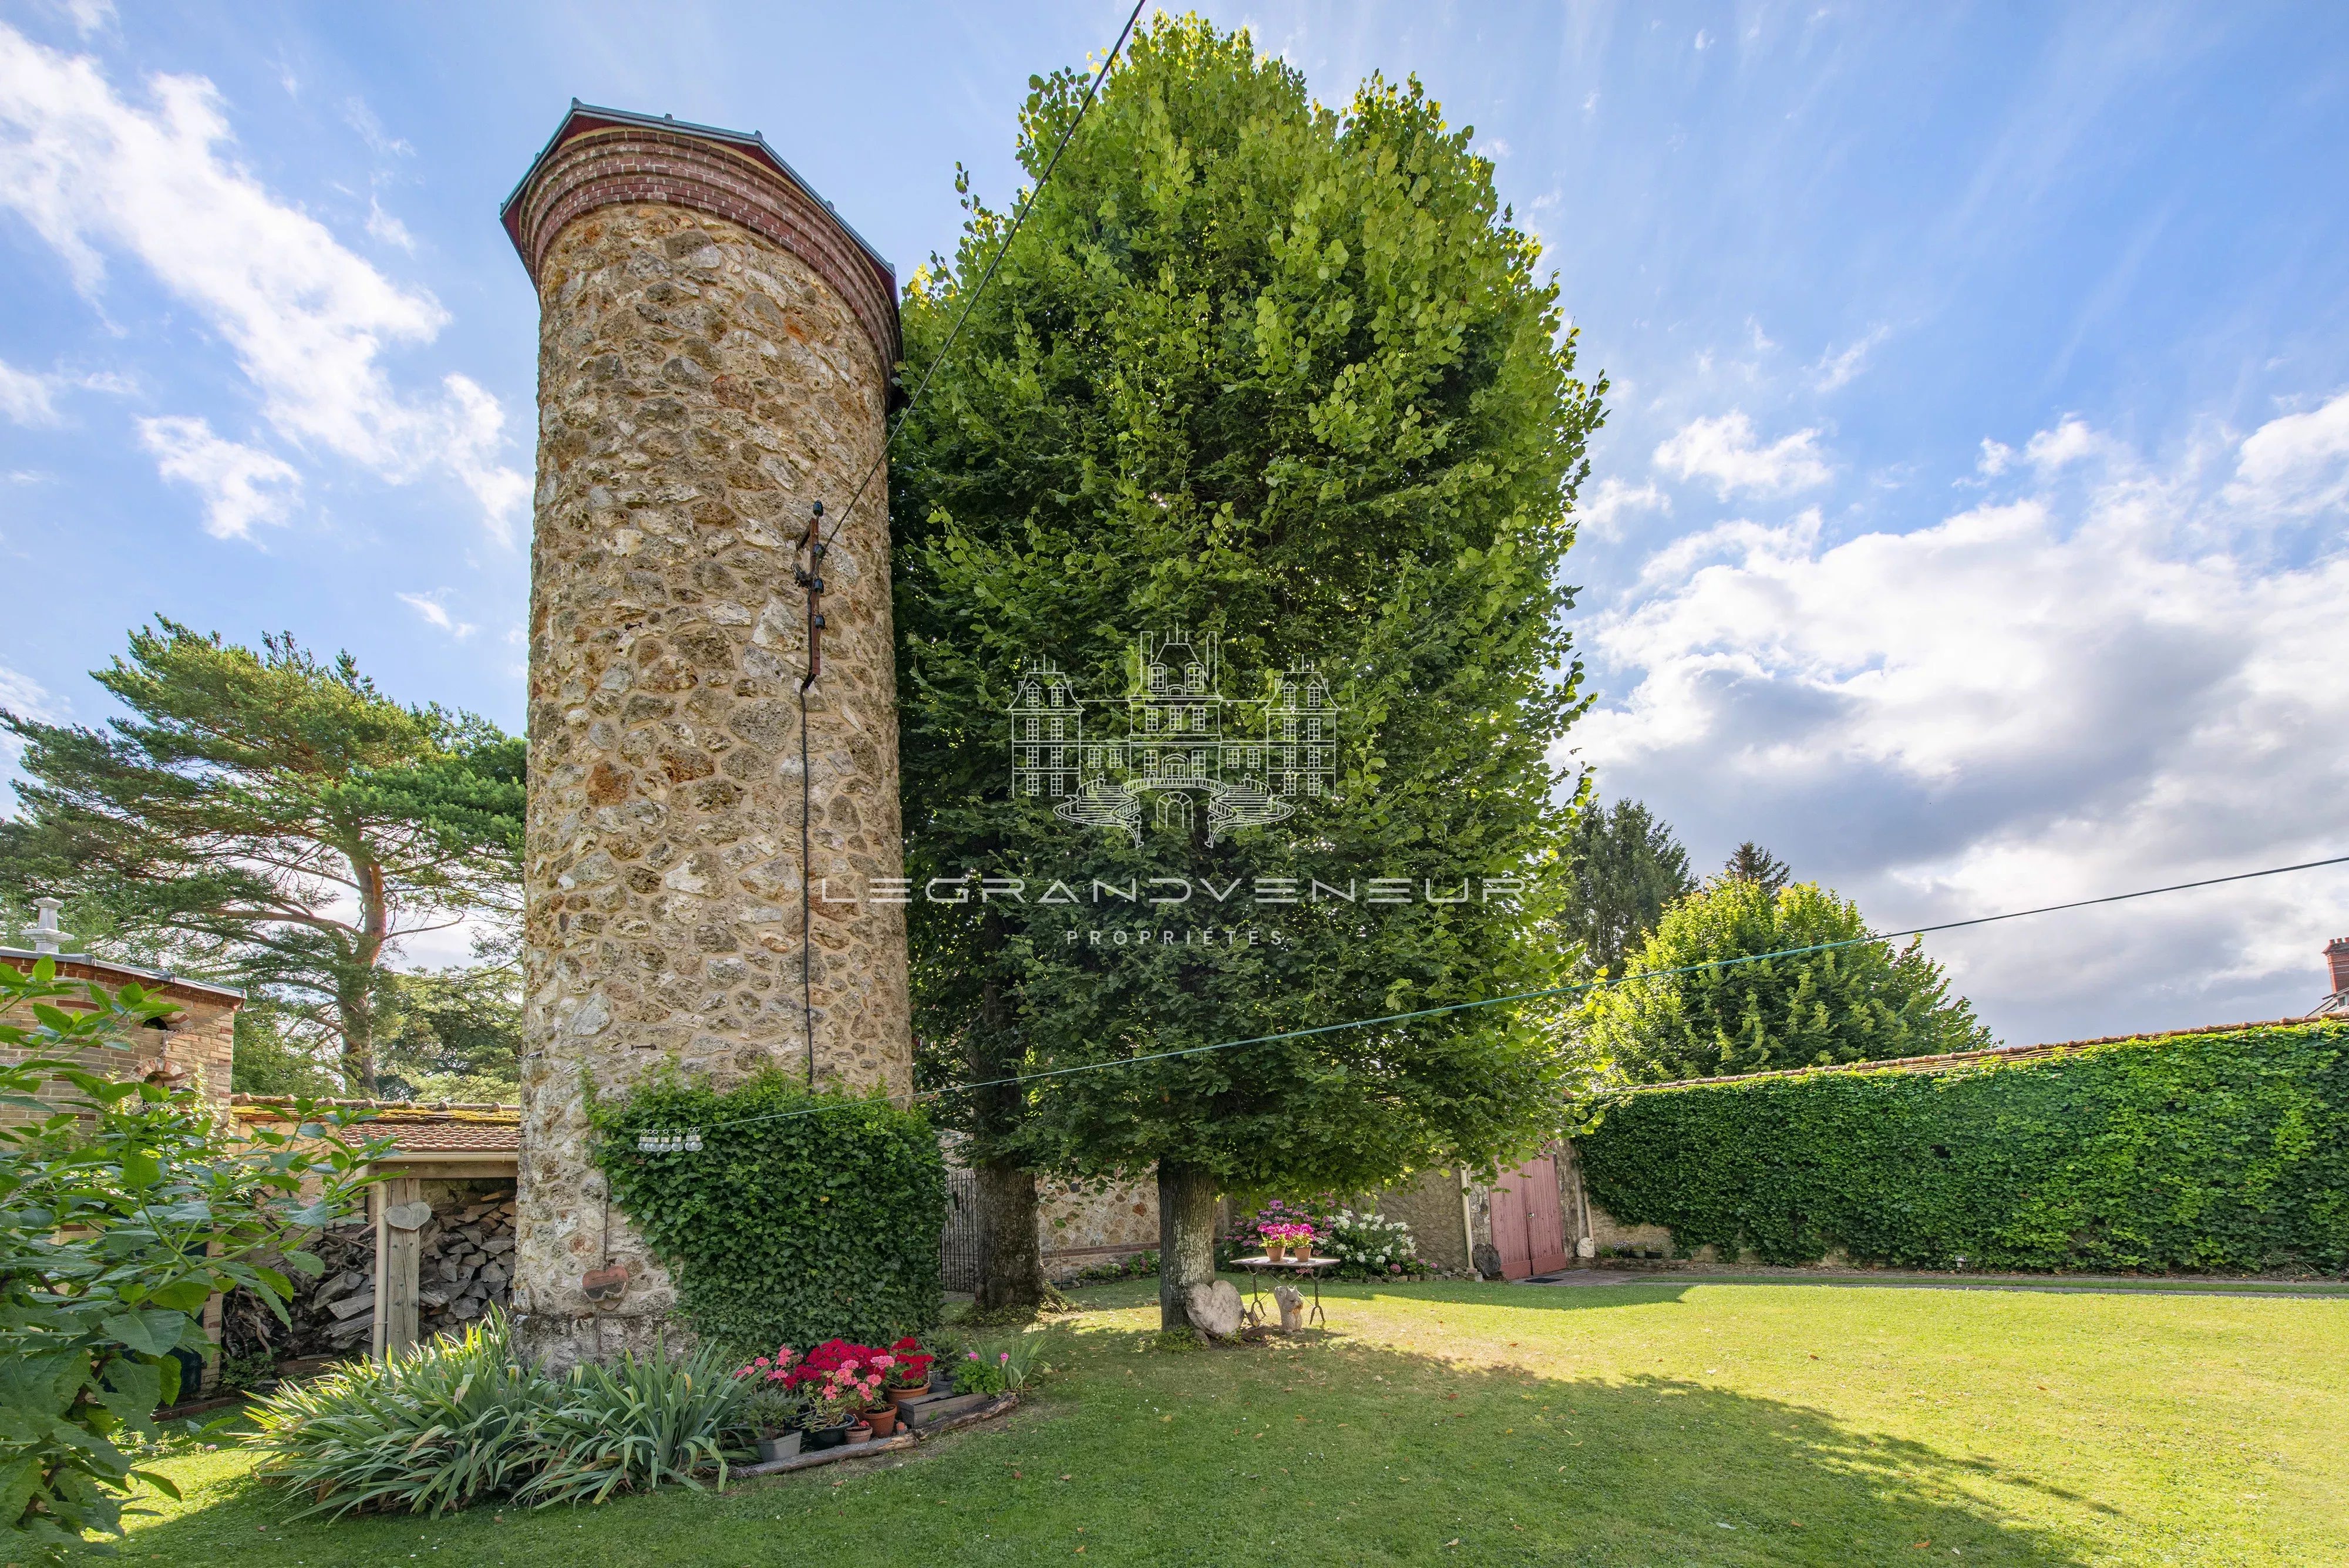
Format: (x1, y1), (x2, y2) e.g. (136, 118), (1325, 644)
(1575, 1020), (2349, 1273)
(1558, 796), (1697, 977)
(248, 1315), (743, 1519)
(0, 620), (524, 1092)
(519, 1344), (741, 1508)
(893, 17), (1601, 1203)
(372, 964), (522, 1102)
(1583, 879), (1993, 1082)
(590, 1073), (947, 1353)
(0, 957), (378, 1550)
(228, 1006), (341, 1098)
(1720, 842), (1792, 899)
(249, 1316), (556, 1519)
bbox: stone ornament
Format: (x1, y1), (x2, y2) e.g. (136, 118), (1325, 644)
(383, 1202), (434, 1231)
(1183, 1279), (1244, 1340)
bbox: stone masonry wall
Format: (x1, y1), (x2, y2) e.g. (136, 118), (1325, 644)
(514, 198), (911, 1363)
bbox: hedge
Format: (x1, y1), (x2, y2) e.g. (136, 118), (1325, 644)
(1574, 1019), (2349, 1275)
(591, 1071), (946, 1353)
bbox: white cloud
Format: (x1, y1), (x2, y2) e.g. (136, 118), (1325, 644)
(1810, 325), (1890, 393)
(364, 194), (415, 253)
(1574, 405), (2349, 1039)
(1653, 411), (1833, 497)
(1976, 438), (2015, 477)
(2226, 389), (2349, 516)
(58, 0), (112, 35)
(1694, 29), (1714, 50)
(0, 359), (57, 425)
(0, 26), (526, 541)
(398, 591), (475, 640)
(1573, 475), (1672, 542)
(138, 414), (299, 539)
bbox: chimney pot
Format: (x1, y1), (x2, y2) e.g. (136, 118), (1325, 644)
(2328, 937), (2349, 997)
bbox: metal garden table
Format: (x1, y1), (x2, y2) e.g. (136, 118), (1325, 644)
(1231, 1254), (1339, 1328)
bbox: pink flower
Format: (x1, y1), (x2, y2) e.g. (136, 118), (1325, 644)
(998, 1352), (1010, 1364)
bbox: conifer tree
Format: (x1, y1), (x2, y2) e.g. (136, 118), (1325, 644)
(0, 620), (523, 1092)
(894, 20), (1604, 1326)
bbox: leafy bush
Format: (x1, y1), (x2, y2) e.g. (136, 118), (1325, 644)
(1321, 1208), (1423, 1275)
(521, 1344), (742, 1506)
(1582, 879), (1994, 1082)
(590, 1071), (947, 1353)
(248, 1314), (556, 1518)
(1, 958), (378, 1549)
(1576, 1020), (2349, 1273)
(250, 1315), (744, 1516)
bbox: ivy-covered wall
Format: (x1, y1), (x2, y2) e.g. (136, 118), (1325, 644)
(591, 1072), (945, 1353)
(1575, 1020), (2349, 1275)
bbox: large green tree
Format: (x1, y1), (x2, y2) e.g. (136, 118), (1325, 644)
(1559, 796), (1697, 977)
(0, 621), (523, 1092)
(1583, 877), (1995, 1083)
(894, 19), (1604, 1328)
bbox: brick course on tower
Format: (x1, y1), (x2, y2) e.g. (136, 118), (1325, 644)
(500, 105), (912, 1364)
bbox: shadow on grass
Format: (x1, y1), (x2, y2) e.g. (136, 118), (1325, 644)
(115, 1304), (2097, 1566)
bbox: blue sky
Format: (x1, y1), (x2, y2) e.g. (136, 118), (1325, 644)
(2, 1), (2345, 1039)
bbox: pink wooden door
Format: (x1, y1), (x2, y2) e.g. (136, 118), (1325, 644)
(1490, 1155), (1568, 1280)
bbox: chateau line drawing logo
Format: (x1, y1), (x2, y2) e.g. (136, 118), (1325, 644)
(1009, 630), (1340, 844)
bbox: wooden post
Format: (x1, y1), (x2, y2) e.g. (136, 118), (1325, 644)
(372, 1175), (422, 1361)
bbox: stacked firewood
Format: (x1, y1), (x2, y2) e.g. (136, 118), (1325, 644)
(417, 1190), (516, 1334)
(298, 1218), (380, 1357)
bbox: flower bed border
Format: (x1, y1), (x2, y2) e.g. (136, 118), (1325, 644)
(732, 1392), (1021, 1478)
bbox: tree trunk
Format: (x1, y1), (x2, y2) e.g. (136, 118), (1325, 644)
(1157, 1160), (1219, 1332)
(973, 1159), (1046, 1313)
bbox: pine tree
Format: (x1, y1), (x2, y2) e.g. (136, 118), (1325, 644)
(1722, 840), (1792, 898)
(1560, 797), (1697, 976)
(0, 621), (523, 1092)
(893, 19), (1604, 1328)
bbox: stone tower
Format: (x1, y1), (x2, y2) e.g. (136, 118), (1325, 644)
(500, 105), (913, 1362)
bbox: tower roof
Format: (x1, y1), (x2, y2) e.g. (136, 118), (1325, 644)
(500, 101), (900, 372)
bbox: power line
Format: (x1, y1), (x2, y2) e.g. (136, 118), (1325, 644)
(816, 0), (1147, 556)
(623, 850), (2349, 1147)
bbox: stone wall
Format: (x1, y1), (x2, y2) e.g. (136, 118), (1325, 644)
(1371, 1167), (1475, 1275)
(509, 134), (911, 1362)
(1037, 1174), (1160, 1274)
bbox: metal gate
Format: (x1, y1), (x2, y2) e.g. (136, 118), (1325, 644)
(940, 1167), (982, 1292)
(1490, 1154), (1569, 1280)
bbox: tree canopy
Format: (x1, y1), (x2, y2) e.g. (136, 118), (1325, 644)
(1721, 841), (1792, 898)
(1559, 796), (1697, 977)
(1581, 877), (1995, 1082)
(0, 620), (523, 1091)
(892, 19), (1604, 1321)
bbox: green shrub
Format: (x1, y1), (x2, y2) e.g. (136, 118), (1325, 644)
(248, 1316), (745, 1517)
(591, 1071), (947, 1353)
(0, 959), (378, 1550)
(1576, 1020), (2349, 1273)
(249, 1315), (557, 1518)
(521, 1344), (742, 1506)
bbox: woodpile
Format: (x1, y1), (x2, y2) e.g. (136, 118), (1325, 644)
(417, 1190), (517, 1334)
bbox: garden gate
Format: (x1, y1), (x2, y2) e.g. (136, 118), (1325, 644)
(940, 1167), (982, 1293)
(1489, 1153), (1569, 1279)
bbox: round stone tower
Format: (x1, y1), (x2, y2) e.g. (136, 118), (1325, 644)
(500, 105), (912, 1363)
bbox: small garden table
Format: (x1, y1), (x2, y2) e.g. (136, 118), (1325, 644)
(1231, 1254), (1340, 1329)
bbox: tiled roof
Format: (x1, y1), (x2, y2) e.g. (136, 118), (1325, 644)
(229, 1095), (521, 1155)
(0, 949), (245, 1003)
(1617, 1016), (2337, 1094)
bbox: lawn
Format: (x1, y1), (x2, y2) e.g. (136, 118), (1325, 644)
(92, 1277), (2348, 1566)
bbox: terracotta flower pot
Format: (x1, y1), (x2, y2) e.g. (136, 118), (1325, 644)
(1264, 1241), (1287, 1261)
(864, 1406), (898, 1438)
(885, 1378), (930, 1406)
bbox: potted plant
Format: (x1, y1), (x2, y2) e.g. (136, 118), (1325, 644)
(791, 1339), (888, 1448)
(1258, 1221), (1288, 1260)
(1290, 1223), (1320, 1260)
(883, 1337), (936, 1404)
(741, 1385), (803, 1462)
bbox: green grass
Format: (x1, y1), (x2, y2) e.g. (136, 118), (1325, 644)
(91, 1276), (2348, 1566)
